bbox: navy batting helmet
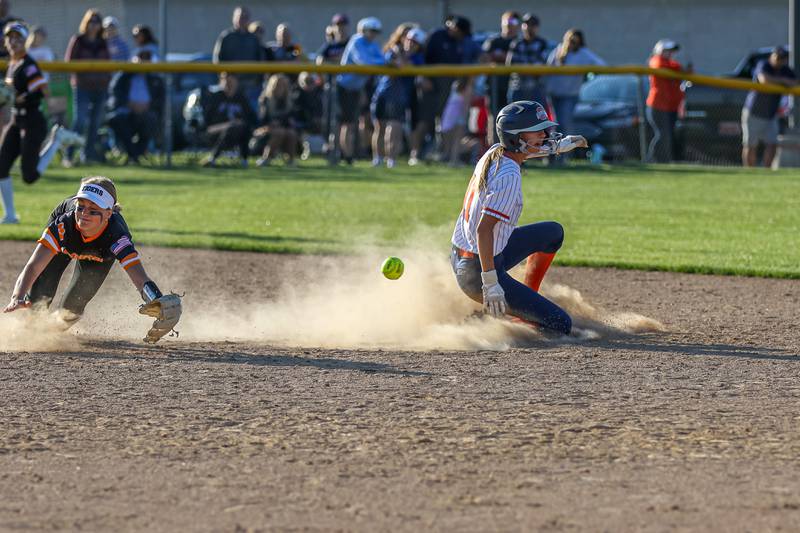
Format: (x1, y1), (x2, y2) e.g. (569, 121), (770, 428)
(496, 101), (558, 153)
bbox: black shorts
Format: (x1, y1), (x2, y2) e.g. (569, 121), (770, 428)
(371, 94), (407, 122)
(29, 252), (114, 316)
(418, 77), (453, 125)
(336, 86), (362, 124)
(0, 109), (47, 183)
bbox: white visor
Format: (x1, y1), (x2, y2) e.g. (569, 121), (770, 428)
(75, 183), (114, 210)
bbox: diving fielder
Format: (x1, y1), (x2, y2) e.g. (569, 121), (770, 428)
(4, 176), (182, 343)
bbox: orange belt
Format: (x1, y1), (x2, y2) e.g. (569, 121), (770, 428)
(453, 246), (477, 259)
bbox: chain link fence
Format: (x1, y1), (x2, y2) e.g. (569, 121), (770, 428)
(14, 61), (800, 169)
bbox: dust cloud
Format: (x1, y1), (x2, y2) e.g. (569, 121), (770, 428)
(0, 246), (664, 352)
(172, 246), (665, 351)
(0, 305), (82, 352)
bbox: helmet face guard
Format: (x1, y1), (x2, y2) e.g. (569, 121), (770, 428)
(496, 101), (559, 154)
(519, 131), (563, 158)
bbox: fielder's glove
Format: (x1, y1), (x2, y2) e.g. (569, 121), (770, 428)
(139, 293), (183, 344)
(481, 270), (508, 318)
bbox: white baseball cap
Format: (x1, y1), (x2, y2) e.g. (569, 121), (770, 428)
(653, 39), (679, 55)
(102, 16), (120, 29)
(406, 27), (426, 45)
(357, 17), (382, 33)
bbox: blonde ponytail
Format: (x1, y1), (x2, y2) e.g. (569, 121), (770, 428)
(475, 145), (506, 191)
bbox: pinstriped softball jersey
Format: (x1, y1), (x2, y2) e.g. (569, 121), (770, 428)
(451, 144), (524, 257)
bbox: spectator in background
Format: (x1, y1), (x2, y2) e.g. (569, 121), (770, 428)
(316, 14), (350, 65)
(106, 49), (165, 165)
(411, 14), (472, 165)
(26, 26), (54, 70)
(742, 46), (797, 168)
(507, 14), (549, 105)
(201, 72), (256, 168)
(0, 0), (20, 60)
(65, 9), (111, 164)
(647, 39), (691, 163)
(253, 74), (298, 167)
(26, 27), (63, 124)
(440, 77), (473, 166)
(268, 23), (305, 62)
(248, 21), (275, 61)
(371, 25), (425, 168)
(131, 25), (159, 61)
(213, 6), (265, 111)
(482, 11), (520, 116)
(0, 0), (20, 133)
(336, 17), (384, 165)
(103, 16), (130, 62)
(546, 29), (604, 161)
(293, 71), (324, 136)
(316, 14), (351, 163)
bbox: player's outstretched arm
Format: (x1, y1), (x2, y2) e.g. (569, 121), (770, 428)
(4, 244), (55, 313)
(124, 261), (151, 294)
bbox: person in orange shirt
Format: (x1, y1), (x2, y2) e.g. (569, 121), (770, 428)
(646, 39), (692, 163)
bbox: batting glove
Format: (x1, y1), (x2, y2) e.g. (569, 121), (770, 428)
(555, 135), (589, 154)
(481, 270), (508, 318)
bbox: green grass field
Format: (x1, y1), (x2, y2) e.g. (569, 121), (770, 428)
(1, 158), (798, 278)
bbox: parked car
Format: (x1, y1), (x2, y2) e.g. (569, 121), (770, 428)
(166, 53), (219, 149)
(573, 74), (649, 161)
(677, 47), (791, 164)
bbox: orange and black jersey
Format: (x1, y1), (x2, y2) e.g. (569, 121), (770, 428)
(37, 198), (141, 270)
(5, 54), (45, 113)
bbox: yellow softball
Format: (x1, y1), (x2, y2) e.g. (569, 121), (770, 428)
(381, 256), (404, 280)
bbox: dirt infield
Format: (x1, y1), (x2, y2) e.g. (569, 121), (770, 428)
(1, 240), (800, 532)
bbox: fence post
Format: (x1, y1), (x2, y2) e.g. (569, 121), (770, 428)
(635, 75), (647, 163)
(489, 74), (498, 144)
(163, 73), (173, 167)
(791, 0), (800, 129)
(326, 76), (339, 165)
(158, 0), (172, 167)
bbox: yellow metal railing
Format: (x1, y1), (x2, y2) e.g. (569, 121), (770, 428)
(17, 61), (800, 97)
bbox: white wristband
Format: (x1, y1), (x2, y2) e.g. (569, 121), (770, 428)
(481, 270), (499, 285)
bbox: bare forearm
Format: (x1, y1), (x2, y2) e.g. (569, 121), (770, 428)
(12, 269), (38, 299)
(125, 262), (152, 294)
(477, 217), (498, 272)
(12, 246), (53, 298)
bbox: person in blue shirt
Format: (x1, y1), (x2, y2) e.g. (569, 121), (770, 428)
(546, 29), (604, 146)
(371, 26), (426, 168)
(335, 17), (384, 164)
(102, 16), (130, 61)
